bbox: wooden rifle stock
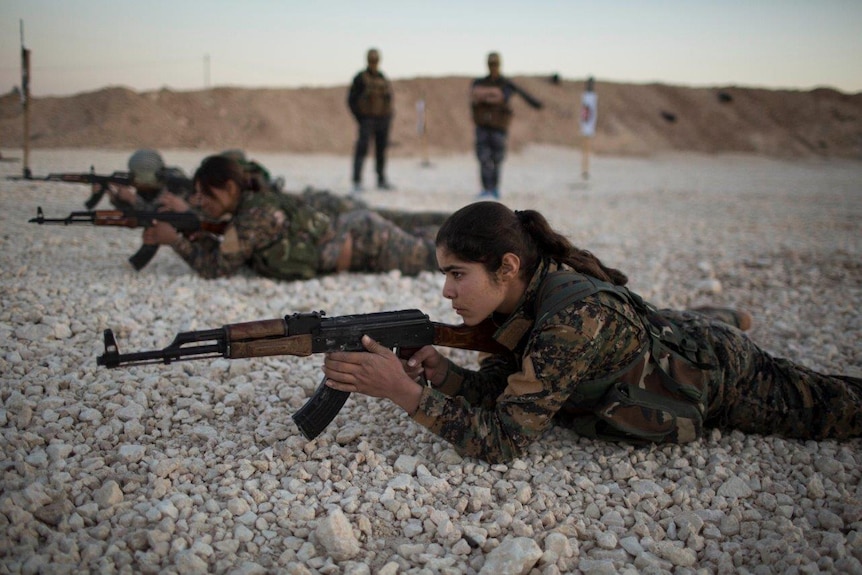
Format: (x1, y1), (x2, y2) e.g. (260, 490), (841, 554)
(430, 319), (507, 355)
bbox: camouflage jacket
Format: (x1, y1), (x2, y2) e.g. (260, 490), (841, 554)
(170, 190), (332, 280)
(411, 259), (710, 462)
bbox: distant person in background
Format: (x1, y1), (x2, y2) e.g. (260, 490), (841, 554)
(348, 48), (395, 194)
(470, 52), (544, 199)
(102, 149), (193, 212)
(579, 77), (598, 180)
(142, 155), (439, 280)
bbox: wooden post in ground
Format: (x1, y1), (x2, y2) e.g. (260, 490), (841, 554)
(581, 135), (591, 180)
(417, 96), (430, 167)
(579, 76), (597, 181)
(20, 20), (32, 178)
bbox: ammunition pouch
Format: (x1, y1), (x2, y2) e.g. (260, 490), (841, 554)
(357, 72), (392, 117)
(472, 102), (512, 131)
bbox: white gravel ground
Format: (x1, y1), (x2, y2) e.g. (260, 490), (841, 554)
(1, 147), (861, 574)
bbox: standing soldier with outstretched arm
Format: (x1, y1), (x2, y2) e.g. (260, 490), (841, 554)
(471, 52), (543, 199)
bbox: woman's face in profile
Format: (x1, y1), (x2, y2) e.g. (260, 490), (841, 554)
(437, 248), (509, 326)
(193, 181), (236, 219)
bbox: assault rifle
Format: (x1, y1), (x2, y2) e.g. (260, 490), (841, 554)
(96, 309), (509, 440)
(8, 165), (193, 209)
(29, 207), (228, 270)
(8, 166), (134, 209)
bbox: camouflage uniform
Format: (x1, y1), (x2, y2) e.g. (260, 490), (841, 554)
(411, 259), (862, 463)
(223, 149), (449, 235)
(169, 189), (437, 280)
(298, 188), (449, 238)
(318, 210), (438, 276)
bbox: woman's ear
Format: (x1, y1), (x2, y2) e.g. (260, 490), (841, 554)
(498, 252), (521, 282)
(225, 179), (241, 199)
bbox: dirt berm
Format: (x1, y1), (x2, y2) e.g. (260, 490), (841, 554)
(2, 77), (861, 159)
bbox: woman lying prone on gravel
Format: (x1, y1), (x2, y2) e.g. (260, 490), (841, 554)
(323, 201), (862, 463)
(142, 155), (441, 280)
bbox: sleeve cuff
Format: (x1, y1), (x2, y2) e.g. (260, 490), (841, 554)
(434, 358), (465, 395)
(410, 386), (447, 429)
(170, 235), (193, 256)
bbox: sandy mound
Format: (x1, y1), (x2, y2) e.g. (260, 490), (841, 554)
(2, 77), (861, 159)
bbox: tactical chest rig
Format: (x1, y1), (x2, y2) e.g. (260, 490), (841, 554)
(471, 78), (512, 131)
(535, 270), (713, 443)
(357, 72), (392, 117)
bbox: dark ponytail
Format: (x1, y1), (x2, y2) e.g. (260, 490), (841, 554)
(437, 201), (627, 285)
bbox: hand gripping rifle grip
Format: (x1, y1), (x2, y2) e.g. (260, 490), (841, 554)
(128, 244), (159, 271)
(84, 187), (106, 210)
(291, 376), (350, 440)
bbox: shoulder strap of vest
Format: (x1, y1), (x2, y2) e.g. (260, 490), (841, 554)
(535, 270), (618, 325)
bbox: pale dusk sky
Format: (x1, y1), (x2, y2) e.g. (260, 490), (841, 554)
(1, 0), (860, 97)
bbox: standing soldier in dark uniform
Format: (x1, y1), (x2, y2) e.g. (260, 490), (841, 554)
(348, 48), (395, 194)
(471, 52), (543, 199)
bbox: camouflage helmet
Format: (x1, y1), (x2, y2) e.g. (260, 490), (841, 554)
(128, 149), (165, 190)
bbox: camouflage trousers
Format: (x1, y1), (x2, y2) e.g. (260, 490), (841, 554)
(300, 188), (367, 221)
(375, 210), (449, 238)
(663, 310), (862, 440)
(353, 116), (391, 184)
(475, 126), (507, 192)
(318, 209), (438, 276)
(300, 189), (449, 237)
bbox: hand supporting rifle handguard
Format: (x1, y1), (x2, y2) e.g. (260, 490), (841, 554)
(96, 309), (509, 440)
(28, 206), (228, 270)
(8, 165), (193, 209)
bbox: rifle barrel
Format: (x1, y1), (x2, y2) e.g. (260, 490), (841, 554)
(97, 328), (228, 367)
(28, 207), (97, 225)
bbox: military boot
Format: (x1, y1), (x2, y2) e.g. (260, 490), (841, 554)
(691, 306), (753, 331)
